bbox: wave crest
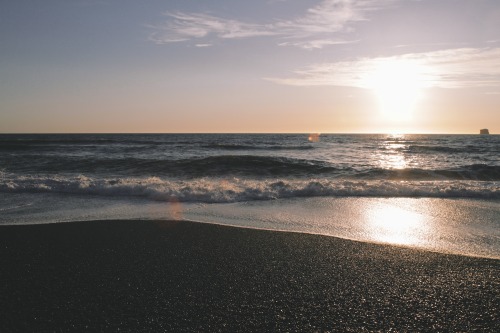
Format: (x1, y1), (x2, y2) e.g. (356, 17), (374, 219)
(2, 153), (499, 180)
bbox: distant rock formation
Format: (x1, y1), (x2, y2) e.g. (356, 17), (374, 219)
(480, 129), (490, 135)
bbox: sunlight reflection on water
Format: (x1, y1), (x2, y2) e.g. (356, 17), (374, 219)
(376, 135), (409, 170)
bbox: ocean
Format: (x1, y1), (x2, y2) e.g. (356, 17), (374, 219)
(1, 133), (499, 258)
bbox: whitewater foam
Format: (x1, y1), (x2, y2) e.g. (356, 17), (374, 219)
(1, 173), (499, 203)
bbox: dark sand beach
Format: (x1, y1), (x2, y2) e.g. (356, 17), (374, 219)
(1, 220), (498, 332)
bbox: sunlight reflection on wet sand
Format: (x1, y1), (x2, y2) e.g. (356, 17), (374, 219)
(363, 200), (432, 247)
(1, 193), (498, 259)
(185, 197), (500, 259)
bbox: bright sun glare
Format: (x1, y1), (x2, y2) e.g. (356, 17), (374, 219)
(365, 60), (429, 122)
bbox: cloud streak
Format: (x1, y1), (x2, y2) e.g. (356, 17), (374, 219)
(278, 39), (359, 50)
(149, 0), (393, 48)
(149, 12), (277, 43)
(266, 48), (500, 88)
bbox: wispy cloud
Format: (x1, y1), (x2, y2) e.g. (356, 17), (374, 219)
(278, 39), (359, 50)
(149, 0), (393, 48)
(195, 43), (212, 48)
(266, 48), (500, 88)
(149, 11), (278, 43)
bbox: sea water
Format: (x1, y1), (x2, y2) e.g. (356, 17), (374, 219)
(1, 134), (499, 258)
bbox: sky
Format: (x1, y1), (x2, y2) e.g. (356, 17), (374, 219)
(1, 0), (500, 134)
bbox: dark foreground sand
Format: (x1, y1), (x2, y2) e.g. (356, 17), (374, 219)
(1, 220), (498, 332)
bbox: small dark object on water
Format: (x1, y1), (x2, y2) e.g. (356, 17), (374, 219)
(480, 129), (489, 135)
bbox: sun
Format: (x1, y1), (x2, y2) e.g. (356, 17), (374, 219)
(364, 60), (429, 122)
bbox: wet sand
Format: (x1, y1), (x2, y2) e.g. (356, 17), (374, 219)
(1, 220), (498, 332)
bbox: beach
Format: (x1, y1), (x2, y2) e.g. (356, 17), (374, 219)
(1, 220), (498, 332)
(3, 0), (500, 329)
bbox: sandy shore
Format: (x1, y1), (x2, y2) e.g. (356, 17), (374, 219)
(1, 220), (498, 332)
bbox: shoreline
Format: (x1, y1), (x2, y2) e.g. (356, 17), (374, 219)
(1, 219), (499, 331)
(177, 218), (500, 261)
(3, 195), (499, 260)
(3, 216), (500, 260)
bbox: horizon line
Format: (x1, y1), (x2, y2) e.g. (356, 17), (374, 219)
(0, 131), (495, 135)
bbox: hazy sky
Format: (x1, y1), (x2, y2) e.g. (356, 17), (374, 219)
(1, 0), (499, 133)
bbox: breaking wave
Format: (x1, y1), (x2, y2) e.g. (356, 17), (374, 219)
(1, 173), (498, 202)
(356, 164), (500, 181)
